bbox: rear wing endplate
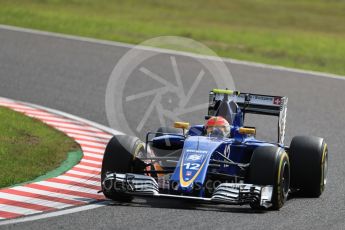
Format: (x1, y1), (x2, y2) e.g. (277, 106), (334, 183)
(208, 89), (288, 145)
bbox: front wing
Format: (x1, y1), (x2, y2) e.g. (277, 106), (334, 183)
(102, 173), (273, 208)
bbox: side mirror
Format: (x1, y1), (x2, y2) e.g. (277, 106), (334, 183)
(238, 127), (256, 135)
(174, 122), (190, 135)
(174, 121), (190, 129)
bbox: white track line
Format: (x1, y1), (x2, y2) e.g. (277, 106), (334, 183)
(0, 103), (34, 110)
(12, 109), (54, 117)
(0, 24), (344, 80)
(28, 114), (79, 123)
(0, 201), (110, 226)
(26, 114), (72, 123)
(25, 102), (123, 136)
(0, 98), (13, 103)
(0, 205), (41, 216)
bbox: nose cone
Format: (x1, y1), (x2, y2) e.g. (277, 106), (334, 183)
(170, 136), (223, 194)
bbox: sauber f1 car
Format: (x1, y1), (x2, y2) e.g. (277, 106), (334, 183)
(101, 89), (328, 210)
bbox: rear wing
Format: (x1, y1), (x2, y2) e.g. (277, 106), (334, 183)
(208, 89), (288, 145)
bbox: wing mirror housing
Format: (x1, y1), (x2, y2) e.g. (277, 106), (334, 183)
(238, 127), (256, 135)
(174, 122), (190, 135)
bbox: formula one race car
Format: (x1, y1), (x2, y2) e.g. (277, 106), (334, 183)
(101, 89), (328, 210)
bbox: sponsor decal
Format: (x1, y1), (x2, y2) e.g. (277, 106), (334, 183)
(184, 163), (201, 171)
(273, 97), (282, 105)
(187, 154), (203, 161)
(186, 149), (208, 154)
(223, 144), (231, 159)
(225, 184), (247, 190)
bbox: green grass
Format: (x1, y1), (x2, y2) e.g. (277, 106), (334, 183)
(0, 0), (344, 75)
(0, 106), (80, 188)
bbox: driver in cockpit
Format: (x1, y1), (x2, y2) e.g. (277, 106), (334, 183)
(205, 116), (231, 138)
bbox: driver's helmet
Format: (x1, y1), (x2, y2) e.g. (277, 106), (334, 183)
(205, 116), (231, 137)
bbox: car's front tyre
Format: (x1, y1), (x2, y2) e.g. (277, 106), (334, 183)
(101, 135), (146, 202)
(249, 146), (290, 210)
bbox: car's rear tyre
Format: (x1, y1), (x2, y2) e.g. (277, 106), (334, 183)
(289, 136), (328, 197)
(249, 146), (290, 210)
(101, 135), (146, 202)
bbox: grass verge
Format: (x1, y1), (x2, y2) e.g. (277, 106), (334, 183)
(0, 0), (344, 75)
(0, 106), (80, 188)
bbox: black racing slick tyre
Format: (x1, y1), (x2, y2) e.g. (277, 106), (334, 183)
(289, 136), (328, 197)
(249, 146), (290, 210)
(101, 135), (146, 202)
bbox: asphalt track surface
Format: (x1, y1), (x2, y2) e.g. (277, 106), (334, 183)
(1, 27), (345, 230)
